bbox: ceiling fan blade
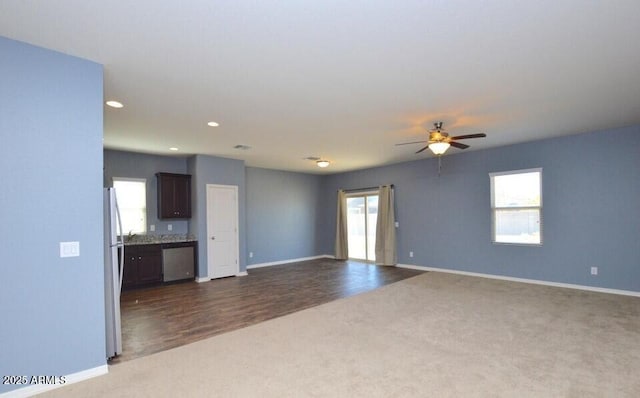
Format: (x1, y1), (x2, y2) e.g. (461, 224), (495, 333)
(449, 141), (469, 149)
(395, 140), (428, 146)
(450, 133), (486, 140)
(415, 145), (430, 154)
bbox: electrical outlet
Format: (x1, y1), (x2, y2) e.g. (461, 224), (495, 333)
(395, 221), (399, 228)
(591, 266), (598, 275)
(168, 224), (172, 231)
(249, 252), (253, 258)
(150, 224), (155, 232)
(409, 251), (414, 258)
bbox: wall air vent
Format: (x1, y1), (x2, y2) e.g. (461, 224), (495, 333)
(233, 144), (251, 150)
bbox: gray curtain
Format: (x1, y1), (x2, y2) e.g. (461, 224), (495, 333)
(375, 185), (396, 266)
(334, 189), (349, 260)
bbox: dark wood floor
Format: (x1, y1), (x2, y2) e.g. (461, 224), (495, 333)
(114, 258), (423, 363)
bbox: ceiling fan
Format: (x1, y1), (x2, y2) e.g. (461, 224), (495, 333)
(396, 122), (486, 155)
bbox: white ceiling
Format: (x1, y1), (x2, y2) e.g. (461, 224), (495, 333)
(2, 1), (640, 174)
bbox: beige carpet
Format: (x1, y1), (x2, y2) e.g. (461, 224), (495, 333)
(41, 272), (640, 397)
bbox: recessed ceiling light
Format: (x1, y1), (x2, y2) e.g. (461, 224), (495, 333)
(105, 100), (123, 108)
(207, 121), (219, 127)
(169, 147), (179, 151)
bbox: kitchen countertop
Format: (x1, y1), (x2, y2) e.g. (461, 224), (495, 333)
(123, 234), (197, 246)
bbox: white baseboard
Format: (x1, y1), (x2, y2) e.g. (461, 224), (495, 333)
(246, 255), (332, 269)
(197, 271), (248, 280)
(196, 254), (333, 280)
(0, 364), (108, 398)
(396, 263), (640, 297)
(396, 263), (428, 271)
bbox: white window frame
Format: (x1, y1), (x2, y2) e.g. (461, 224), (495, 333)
(345, 190), (379, 262)
(489, 168), (542, 246)
(112, 177), (147, 235)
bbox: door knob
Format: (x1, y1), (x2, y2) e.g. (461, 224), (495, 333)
(211, 236), (215, 240)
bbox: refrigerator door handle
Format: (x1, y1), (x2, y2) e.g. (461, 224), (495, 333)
(114, 191), (125, 292)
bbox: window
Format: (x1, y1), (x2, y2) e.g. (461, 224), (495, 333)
(490, 168), (542, 245)
(113, 178), (147, 235)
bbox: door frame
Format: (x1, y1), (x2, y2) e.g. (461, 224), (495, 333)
(345, 189), (379, 262)
(205, 184), (240, 279)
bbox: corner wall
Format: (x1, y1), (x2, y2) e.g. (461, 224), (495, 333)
(246, 167), (322, 265)
(188, 154), (246, 275)
(0, 37), (105, 393)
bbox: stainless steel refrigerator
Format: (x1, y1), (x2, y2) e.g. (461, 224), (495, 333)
(104, 187), (125, 359)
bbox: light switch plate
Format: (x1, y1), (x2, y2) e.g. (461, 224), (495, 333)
(60, 241), (80, 258)
(168, 224), (173, 231)
(150, 224), (155, 232)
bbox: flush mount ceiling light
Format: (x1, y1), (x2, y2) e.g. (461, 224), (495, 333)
(304, 156), (330, 168)
(207, 121), (219, 127)
(169, 147), (179, 151)
(105, 100), (123, 108)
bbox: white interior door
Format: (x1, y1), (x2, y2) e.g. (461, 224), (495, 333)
(206, 184), (239, 279)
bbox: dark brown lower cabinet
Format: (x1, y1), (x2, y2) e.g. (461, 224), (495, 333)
(121, 244), (163, 289)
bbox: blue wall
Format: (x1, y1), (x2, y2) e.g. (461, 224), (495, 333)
(246, 167), (322, 265)
(319, 126), (640, 292)
(188, 154), (247, 275)
(104, 149), (189, 235)
(0, 37), (104, 393)
(102, 125), (640, 292)
(101, 152), (323, 272)
(3, 33), (636, 398)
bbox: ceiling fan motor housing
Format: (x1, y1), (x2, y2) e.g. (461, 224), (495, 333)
(430, 131), (448, 142)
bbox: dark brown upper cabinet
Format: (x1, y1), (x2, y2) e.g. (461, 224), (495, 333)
(156, 172), (192, 219)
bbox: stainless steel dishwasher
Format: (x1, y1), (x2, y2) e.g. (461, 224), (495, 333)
(162, 245), (195, 282)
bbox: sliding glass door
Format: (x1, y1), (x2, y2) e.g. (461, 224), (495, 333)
(346, 193), (378, 261)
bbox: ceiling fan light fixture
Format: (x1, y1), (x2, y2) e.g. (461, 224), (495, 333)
(428, 142), (450, 155)
(316, 160), (330, 168)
